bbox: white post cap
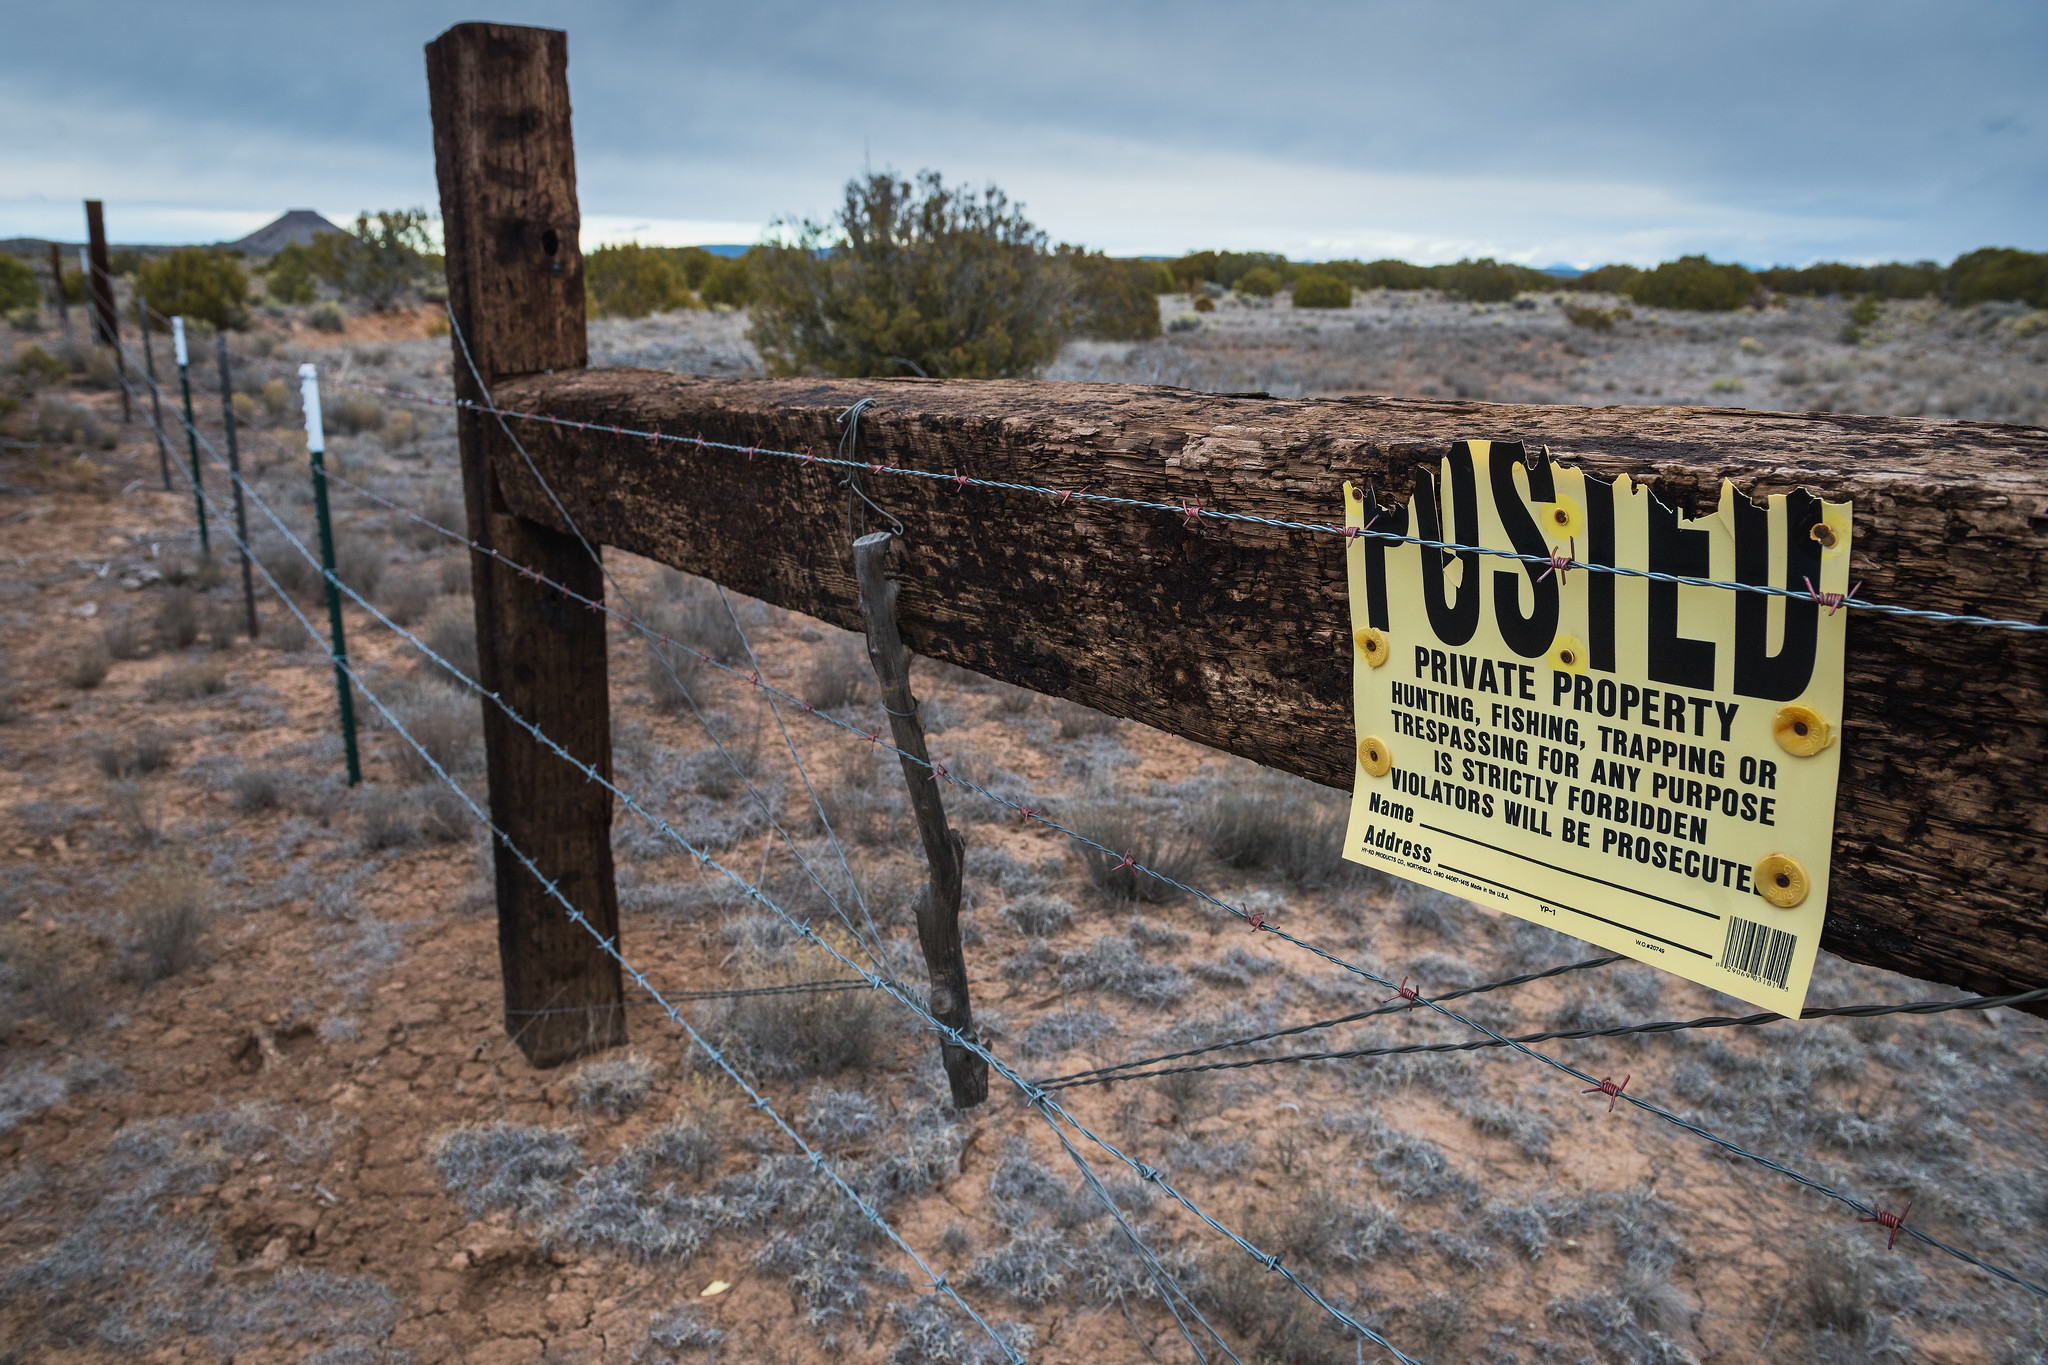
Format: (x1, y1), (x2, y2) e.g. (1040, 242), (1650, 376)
(298, 363), (325, 454)
(172, 316), (188, 367)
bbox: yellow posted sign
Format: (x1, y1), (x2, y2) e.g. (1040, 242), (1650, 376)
(1342, 441), (1852, 1012)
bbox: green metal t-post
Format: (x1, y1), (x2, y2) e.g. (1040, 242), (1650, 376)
(172, 317), (209, 556)
(300, 363), (362, 785)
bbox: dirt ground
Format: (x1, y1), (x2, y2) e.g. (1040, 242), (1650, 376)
(1, 296), (2045, 1365)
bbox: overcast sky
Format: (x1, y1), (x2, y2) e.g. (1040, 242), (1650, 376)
(4, 2), (2042, 267)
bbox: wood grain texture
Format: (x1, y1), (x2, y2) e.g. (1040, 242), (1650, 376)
(488, 371), (2048, 1008)
(428, 23), (624, 1065)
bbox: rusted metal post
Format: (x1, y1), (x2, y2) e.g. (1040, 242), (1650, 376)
(427, 21), (624, 1066)
(853, 530), (988, 1108)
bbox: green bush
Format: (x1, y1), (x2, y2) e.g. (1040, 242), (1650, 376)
(1948, 248), (2048, 309)
(664, 246), (718, 292)
(1625, 255), (1756, 311)
(1291, 273), (1352, 308)
(1438, 257), (1550, 302)
(1757, 260), (1942, 300)
(1064, 250), (1162, 340)
(133, 248), (250, 331)
(750, 169), (1067, 378)
(264, 242), (318, 304)
(698, 253), (757, 308)
(0, 256), (39, 313)
(1236, 265), (1282, 298)
(308, 209), (437, 309)
(585, 242), (693, 318)
(1566, 263), (1642, 295)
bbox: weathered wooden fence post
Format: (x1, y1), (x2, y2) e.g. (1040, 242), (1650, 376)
(426, 22), (625, 1065)
(854, 532), (989, 1108)
(83, 199), (130, 424)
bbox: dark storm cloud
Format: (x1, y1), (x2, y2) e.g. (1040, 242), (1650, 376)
(3, 1), (2042, 264)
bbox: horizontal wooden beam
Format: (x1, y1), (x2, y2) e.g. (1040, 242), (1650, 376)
(489, 371), (2048, 1006)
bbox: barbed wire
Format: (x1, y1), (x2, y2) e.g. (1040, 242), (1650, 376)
(200, 394), (2048, 1300)
(135, 341), (2048, 1305)
(1040, 953), (1624, 1088)
(131, 338), (1256, 1365)
(1036, 985), (2048, 1090)
(233, 358), (2048, 637)
(114, 367), (1033, 1365)
(502, 978), (870, 1015)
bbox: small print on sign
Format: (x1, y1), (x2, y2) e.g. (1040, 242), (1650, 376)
(1342, 441), (1852, 1012)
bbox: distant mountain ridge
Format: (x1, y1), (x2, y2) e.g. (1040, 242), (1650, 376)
(225, 210), (344, 254)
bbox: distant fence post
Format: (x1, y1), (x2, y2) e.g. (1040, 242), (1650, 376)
(171, 317), (208, 557)
(426, 21), (625, 1066)
(299, 364), (362, 787)
(82, 200), (129, 424)
(47, 243), (70, 339)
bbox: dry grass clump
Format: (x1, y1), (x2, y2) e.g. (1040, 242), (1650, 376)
(566, 1051), (657, 1117)
(154, 588), (201, 648)
(230, 766), (284, 814)
(105, 780), (160, 844)
(356, 786), (414, 850)
(417, 599), (477, 682)
(383, 682), (482, 782)
(1067, 802), (1201, 904)
(68, 642), (111, 690)
(716, 928), (882, 1078)
(148, 659), (228, 701)
(802, 633), (869, 711)
(123, 858), (211, 981)
(640, 574), (750, 711)
(100, 616), (149, 661)
(95, 728), (174, 778)
(1189, 767), (1358, 888)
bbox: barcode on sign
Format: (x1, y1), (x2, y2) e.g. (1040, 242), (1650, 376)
(1719, 916), (1796, 990)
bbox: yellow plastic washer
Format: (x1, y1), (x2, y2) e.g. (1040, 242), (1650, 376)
(1773, 704), (1832, 756)
(1754, 853), (1809, 908)
(1355, 627), (1390, 667)
(1358, 736), (1393, 777)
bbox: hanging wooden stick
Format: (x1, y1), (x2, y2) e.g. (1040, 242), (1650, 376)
(854, 530), (988, 1108)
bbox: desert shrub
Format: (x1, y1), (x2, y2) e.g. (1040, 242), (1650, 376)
(1069, 804), (1201, 904)
(640, 576), (748, 708)
(134, 248), (250, 331)
(307, 209), (436, 309)
(717, 932), (882, 1077)
(106, 780), (159, 843)
(34, 396), (112, 448)
(125, 859), (210, 981)
(567, 1052), (657, 1116)
(813, 748), (903, 846)
(231, 767), (284, 814)
(1949, 247), (2048, 308)
(100, 616), (148, 660)
(751, 169), (1068, 378)
(96, 728), (173, 778)
(586, 242), (693, 318)
(413, 781), (470, 843)
(800, 1085), (880, 1146)
(697, 253), (756, 308)
(1189, 768), (1355, 887)
(325, 393), (384, 434)
(630, 1113), (725, 1180)
(1003, 891), (1073, 937)
(148, 659), (227, 700)
(308, 301), (347, 333)
(1291, 273), (1352, 308)
(802, 633), (868, 710)
(1192, 294), (1215, 312)
(1439, 256), (1550, 302)
(379, 566), (437, 626)
(1236, 265), (1282, 297)
(1056, 934), (1187, 1005)
(154, 588), (201, 648)
(418, 598), (478, 683)
(14, 345), (68, 386)
(385, 684), (481, 781)
(202, 594), (241, 648)
(1626, 254), (1756, 311)
(264, 242), (318, 304)
(0, 255), (39, 313)
(356, 786), (414, 850)
(68, 642), (111, 690)
(429, 1121), (583, 1217)
(19, 947), (100, 1036)
(1063, 249), (1162, 340)
(1047, 697), (1117, 738)
(649, 1304), (726, 1351)
(1565, 303), (1631, 330)
(1565, 262), (1643, 295)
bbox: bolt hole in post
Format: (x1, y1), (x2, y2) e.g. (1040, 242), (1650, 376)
(299, 364), (362, 784)
(852, 530), (988, 1108)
